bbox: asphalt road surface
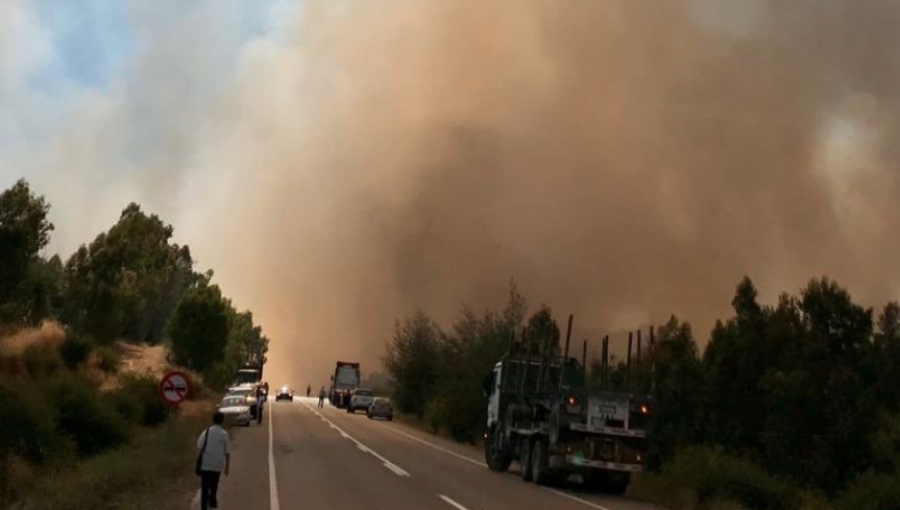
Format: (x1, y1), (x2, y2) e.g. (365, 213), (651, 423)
(205, 397), (662, 510)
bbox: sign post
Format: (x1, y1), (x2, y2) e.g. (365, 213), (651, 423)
(158, 371), (192, 408)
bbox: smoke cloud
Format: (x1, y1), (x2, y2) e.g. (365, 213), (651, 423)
(3, 0), (900, 385)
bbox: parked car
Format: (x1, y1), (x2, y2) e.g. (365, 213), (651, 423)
(276, 386), (294, 402)
(367, 397), (393, 421)
(226, 385), (261, 419)
(348, 388), (374, 413)
(217, 395), (252, 426)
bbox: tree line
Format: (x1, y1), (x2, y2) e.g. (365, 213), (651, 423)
(385, 277), (900, 509)
(0, 179), (268, 387)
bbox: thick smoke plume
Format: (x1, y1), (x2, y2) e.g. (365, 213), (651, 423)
(4, 0), (900, 385)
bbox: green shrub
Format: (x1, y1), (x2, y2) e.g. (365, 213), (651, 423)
(112, 375), (169, 427)
(0, 380), (76, 502)
(43, 375), (130, 457)
(59, 335), (93, 370)
(95, 347), (121, 374)
(23, 343), (61, 378)
(629, 447), (792, 510)
(834, 472), (900, 510)
(424, 397), (449, 435)
(13, 416), (205, 510)
(628, 471), (697, 509)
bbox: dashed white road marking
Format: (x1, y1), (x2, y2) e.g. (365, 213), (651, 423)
(268, 403), (281, 510)
(438, 494), (470, 510)
(375, 417), (619, 510)
(304, 402), (411, 477)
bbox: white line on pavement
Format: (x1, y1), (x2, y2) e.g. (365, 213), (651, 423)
(268, 403), (281, 510)
(542, 488), (613, 510)
(378, 424), (487, 467)
(304, 403), (411, 477)
(377, 420), (618, 510)
(438, 494), (470, 510)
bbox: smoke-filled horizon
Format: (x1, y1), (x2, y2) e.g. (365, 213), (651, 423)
(3, 0), (899, 386)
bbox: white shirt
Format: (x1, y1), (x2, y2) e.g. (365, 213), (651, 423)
(197, 425), (231, 472)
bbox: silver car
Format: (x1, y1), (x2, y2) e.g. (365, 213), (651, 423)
(217, 395), (252, 426)
(348, 388), (374, 413)
(366, 397), (393, 421)
(227, 385), (261, 419)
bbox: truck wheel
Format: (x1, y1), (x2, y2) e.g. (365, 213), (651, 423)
(347, 406), (353, 414)
(520, 438), (533, 482)
(485, 427), (512, 472)
(531, 439), (553, 486)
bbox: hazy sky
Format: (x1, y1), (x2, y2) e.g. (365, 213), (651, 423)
(2, 0), (899, 386)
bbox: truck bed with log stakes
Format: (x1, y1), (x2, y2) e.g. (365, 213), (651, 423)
(482, 315), (653, 493)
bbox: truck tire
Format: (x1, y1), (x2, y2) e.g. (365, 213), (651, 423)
(347, 406), (353, 414)
(531, 438), (553, 486)
(519, 438), (533, 482)
(485, 427), (512, 472)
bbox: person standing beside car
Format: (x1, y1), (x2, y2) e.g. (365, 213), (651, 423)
(255, 384), (266, 424)
(197, 412), (230, 510)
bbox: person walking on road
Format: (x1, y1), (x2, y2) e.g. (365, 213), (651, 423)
(318, 386), (327, 408)
(197, 412), (230, 510)
(306, 384), (311, 398)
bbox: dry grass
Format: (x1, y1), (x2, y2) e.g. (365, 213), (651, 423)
(0, 322), (65, 357)
(117, 342), (169, 377)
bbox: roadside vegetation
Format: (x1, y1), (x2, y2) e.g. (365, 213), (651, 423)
(386, 279), (900, 510)
(0, 179), (268, 509)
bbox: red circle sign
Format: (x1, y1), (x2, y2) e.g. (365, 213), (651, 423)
(158, 371), (192, 407)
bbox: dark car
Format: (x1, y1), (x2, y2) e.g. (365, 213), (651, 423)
(276, 386), (294, 402)
(367, 397), (393, 421)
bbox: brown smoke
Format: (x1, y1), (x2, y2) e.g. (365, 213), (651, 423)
(175, 0), (900, 386)
(9, 1), (900, 386)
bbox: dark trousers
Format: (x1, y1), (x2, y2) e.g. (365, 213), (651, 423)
(200, 470), (221, 510)
(318, 397), (324, 408)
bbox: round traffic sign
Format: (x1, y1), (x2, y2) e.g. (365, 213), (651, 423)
(158, 371), (192, 407)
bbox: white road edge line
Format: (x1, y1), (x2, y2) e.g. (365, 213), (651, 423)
(542, 488), (613, 510)
(303, 403), (411, 477)
(378, 421), (616, 510)
(268, 403), (281, 510)
(438, 494), (470, 510)
(379, 424), (487, 467)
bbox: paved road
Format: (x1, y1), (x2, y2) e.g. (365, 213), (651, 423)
(208, 397), (661, 510)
